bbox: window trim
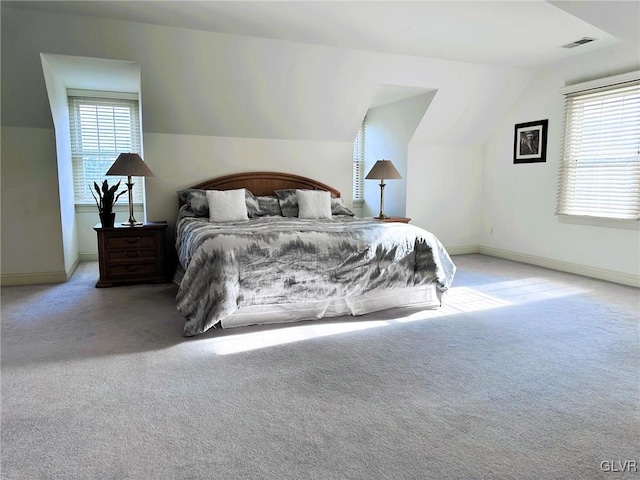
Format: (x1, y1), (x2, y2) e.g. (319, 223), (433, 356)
(557, 214), (639, 230)
(75, 203), (143, 214)
(68, 91), (143, 206)
(559, 71), (639, 96)
(556, 71), (640, 228)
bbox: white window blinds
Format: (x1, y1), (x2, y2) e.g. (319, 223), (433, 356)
(556, 74), (640, 221)
(353, 119), (366, 201)
(69, 94), (142, 204)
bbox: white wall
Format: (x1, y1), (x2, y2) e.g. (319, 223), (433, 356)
(41, 54), (79, 276)
(481, 43), (640, 283)
(2, 5), (636, 285)
(407, 144), (483, 250)
(363, 92), (435, 218)
(1, 6), (531, 284)
(39, 54), (146, 261)
(0, 127), (67, 283)
(143, 133), (352, 234)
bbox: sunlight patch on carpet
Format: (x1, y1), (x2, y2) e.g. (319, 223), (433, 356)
(472, 277), (588, 303)
(205, 320), (389, 355)
(203, 277), (585, 355)
(397, 286), (512, 322)
(205, 286), (511, 355)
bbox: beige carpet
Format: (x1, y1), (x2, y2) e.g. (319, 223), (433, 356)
(1, 255), (638, 479)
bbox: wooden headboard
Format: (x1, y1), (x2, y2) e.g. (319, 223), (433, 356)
(188, 171), (341, 197)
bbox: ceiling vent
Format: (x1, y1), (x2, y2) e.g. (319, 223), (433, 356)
(562, 37), (598, 49)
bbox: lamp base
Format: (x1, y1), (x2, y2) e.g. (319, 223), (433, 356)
(374, 214), (389, 220)
(119, 221), (143, 227)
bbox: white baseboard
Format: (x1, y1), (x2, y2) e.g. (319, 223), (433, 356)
(2, 254), (81, 287)
(446, 245), (480, 256)
(478, 246), (640, 288)
(79, 252), (98, 262)
(65, 254), (80, 281)
(1, 271), (68, 286)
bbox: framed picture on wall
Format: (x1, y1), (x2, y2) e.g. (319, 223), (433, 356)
(513, 119), (548, 164)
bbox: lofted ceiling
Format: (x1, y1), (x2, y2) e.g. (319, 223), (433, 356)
(4, 0), (639, 68)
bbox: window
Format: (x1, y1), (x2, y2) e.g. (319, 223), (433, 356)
(353, 118), (366, 202)
(556, 72), (640, 222)
(68, 92), (142, 205)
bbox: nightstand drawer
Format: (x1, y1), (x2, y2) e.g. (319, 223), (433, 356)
(106, 249), (158, 263)
(107, 263), (162, 279)
(105, 234), (157, 250)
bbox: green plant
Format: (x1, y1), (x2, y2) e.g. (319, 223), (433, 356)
(91, 180), (127, 215)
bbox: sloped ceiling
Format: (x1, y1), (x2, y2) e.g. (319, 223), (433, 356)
(2, 2), (637, 146)
(549, 1), (640, 44)
(5, 1), (635, 67)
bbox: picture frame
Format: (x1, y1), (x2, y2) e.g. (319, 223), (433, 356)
(513, 119), (548, 164)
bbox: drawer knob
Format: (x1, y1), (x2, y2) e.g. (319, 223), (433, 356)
(124, 237), (140, 244)
(124, 251), (140, 258)
(125, 265), (142, 272)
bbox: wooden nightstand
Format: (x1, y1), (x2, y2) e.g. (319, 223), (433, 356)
(373, 217), (411, 224)
(94, 222), (167, 288)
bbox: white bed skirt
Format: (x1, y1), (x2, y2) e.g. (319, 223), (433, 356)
(174, 265), (440, 329)
(220, 285), (440, 329)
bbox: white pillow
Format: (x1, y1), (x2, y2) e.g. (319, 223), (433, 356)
(206, 189), (248, 222)
(296, 189), (332, 219)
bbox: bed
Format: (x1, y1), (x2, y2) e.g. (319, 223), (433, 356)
(174, 172), (456, 336)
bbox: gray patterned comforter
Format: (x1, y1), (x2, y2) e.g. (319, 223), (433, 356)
(175, 213), (456, 336)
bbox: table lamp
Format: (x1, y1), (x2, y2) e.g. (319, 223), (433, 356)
(106, 153), (154, 226)
(365, 159), (402, 219)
